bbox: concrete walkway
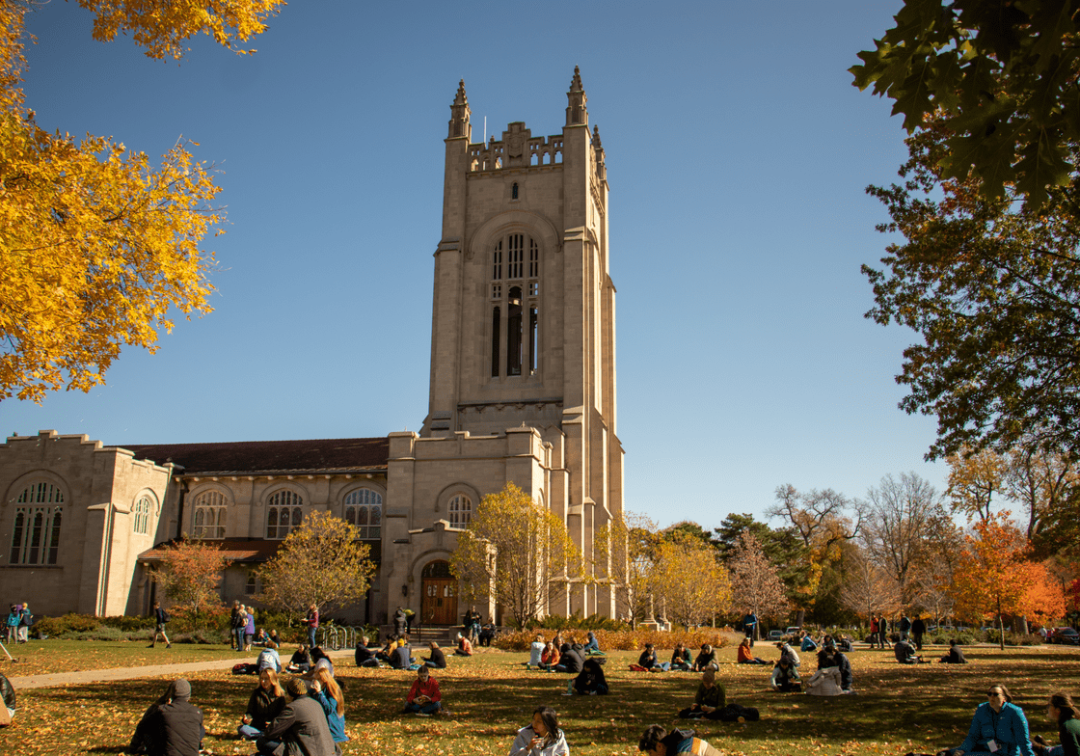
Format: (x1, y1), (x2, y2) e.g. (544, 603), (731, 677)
(6, 647), (357, 690)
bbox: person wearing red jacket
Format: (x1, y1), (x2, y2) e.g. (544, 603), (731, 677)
(403, 666), (442, 716)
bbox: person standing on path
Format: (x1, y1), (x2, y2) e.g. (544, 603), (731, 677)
(304, 604), (319, 649)
(17, 603), (31, 643)
(149, 602), (171, 649)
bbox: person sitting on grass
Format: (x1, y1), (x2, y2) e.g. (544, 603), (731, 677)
(555, 644), (584, 674)
(287, 645), (312, 673)
(816, 641), (853, 692)
(390, 638), (417, 670)
(257, 678), (337, 756)
(770, 657), (801, 692)
(584, 631), (603, 656)
(800, 631), (817, 652)
(238, 668), (286, 740)
(573, 658), (609, 695)
(939, 640), (967, 664)
(528, 634), (547, 668)
(1032, 691), (1080, 756)
(252, 629), (270, 647)
(355, 635), (379, 668)
(670, 643), (692, 671)
(510, 705), (569, 756)
(894, 638), (923, 665)
(636, 643), (664, 672)
(538, 642), (561, 671)
(376, 634), (397, 664)
(404, 665), (442, 716)
(308, 647), (335, 677)
(455, 632), (473, 656)
(425, 641), (447, 669)
(943, 684), (1034, 756)
(737, 637), (766, 665)
(778, 641), (800, 668)
(257, 644), (281, 674)
(129, 679), (204, 756)
(691, 644), (717, 672)
(309, 665), (348, 745)
(0, 672), (15, 728)
(638, 724), (722, 756)
(678, 667), (725, 719)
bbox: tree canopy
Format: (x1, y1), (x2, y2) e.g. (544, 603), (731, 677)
(258, 510), (375, 616)
(851, 0), (1080, 208)
(0, 0), (283, 403)
(150, 537), (231, 625)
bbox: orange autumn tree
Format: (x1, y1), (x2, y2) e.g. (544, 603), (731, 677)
(0, 0), (284, 403)
(151, 537), (232, 628)
(951, 513), (1064, 648)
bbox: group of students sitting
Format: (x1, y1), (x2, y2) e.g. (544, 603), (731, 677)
(351, 633), (473, 671)
(764, 636), (854, 695)
(631, 642), (718, 673)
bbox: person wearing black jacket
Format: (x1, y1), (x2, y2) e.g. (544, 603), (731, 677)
(128, 679), (204, 756)
(939, 640), (967, 664)
(817, 644), (853, 691)
(355, 636), (379, 668)
(425, 641), (447, 669)
(573, 658), (609, 695)
(555, 644), (584, 673)
(911, 617), (926, 651)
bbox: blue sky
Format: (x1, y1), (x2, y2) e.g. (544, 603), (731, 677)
(1, 0), (944, 530)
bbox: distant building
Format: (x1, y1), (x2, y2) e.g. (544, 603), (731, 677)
(0, 69), (624, 625)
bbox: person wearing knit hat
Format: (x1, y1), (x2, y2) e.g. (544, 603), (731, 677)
(127, 679), (204, 756)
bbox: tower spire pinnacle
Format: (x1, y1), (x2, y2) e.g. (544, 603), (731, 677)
(566, 66), (588, 126)
(448, 79), (471, 140)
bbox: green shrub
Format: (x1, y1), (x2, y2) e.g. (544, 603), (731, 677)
(33, 613), (99, 637)
(167, 603), (231, 633)
(100, 615), (155, 632)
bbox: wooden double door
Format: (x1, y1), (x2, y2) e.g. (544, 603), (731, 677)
(421, 561), (458, 625)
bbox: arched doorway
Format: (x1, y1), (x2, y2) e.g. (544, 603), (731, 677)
(421, 560), (458, 626)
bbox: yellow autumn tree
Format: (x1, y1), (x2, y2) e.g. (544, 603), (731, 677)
(450, 483), (582, 626)
(0, 0), (284, 403)
(650, 531), (732, 629)
(593, 510), (659, 625)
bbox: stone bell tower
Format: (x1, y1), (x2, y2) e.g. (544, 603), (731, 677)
(410, 68), (623, 617)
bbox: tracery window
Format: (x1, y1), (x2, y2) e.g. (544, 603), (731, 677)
(9, 481), (63, 565)
(490, 234), (540, 377)
(133, 495), (154, 535)
(344, 488), (382, 540)
(448, 494), (472, 529)
(266, 490), (303, 539)
(192, 490), (226, 539)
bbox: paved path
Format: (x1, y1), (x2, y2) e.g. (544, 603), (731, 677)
(6, 647), (357, 690)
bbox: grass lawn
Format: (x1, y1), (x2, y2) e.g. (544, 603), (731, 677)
(0, 640), (252, 676)
(1, 642), (1078, 756)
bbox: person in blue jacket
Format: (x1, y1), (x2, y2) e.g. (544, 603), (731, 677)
(953, 684), (1035, 756)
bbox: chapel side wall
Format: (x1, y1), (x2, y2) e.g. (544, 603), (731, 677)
(0, 432), (111, 616)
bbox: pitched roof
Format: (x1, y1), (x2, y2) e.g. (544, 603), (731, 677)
(138, 539), (283, 563)
(121, 437), (389, 476)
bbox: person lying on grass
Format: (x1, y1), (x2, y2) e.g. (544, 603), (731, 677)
(678, 667), (725, 719)
(239, 668), (286, 740)
(638, 724), (722, 756)
(404, 665), (443, 716)
(129, 679), (204, 756)
(510, 705), (570, 756)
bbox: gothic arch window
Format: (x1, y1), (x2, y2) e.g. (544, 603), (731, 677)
(133, 494), (154, 536)
(344, 488), (382, 540)
(10, 480), (63, 565)
(490, 233), (540, 378)
(448, 494), (472, 529)
(512, 182), (519, 199)
(192, 489), (227, 539)
(266, 489), (303, 539)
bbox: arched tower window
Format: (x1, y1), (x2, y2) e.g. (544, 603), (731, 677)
(192, 490), (226, 539)
(448, 494), (472, 528)
(344, 488), (382, 540)
(490, 234), (540, 378)
(133, 495), (154, 535)
(266, 490), (303, 539)
(10, 480), (63, 565)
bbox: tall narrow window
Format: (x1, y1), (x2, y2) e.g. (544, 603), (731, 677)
(344, 488), (383, 539)
(133, 495), (153, 535)
(492, 240), (503, 280)
(529, 239), (539, 277)
(507, 286), (522, 376)
(491, 306), (501, 377)
(512, 182), (519, 199)
(9, 481), (63, 566)
(508, 234), (524, 278)
(530, 306), (539, 373)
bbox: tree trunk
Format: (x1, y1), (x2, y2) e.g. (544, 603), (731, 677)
(997, 596), (1005, 651)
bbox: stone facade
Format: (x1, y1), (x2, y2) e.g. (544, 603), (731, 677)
(0, 69), (624, 625)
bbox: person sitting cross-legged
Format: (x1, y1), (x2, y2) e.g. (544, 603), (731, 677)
(670, 643), (692, 671)
(256, 677), (339, 756)
(355, 635), (379, 668)
(404, 666), (442, 716)
(425, 641), (447, 669)
(939, 640), (967, 664)
(678, 668), (726, 719)
(770, 657), (801, 692)
(238, 668), (286, 740)
(129, 679), (204, 756)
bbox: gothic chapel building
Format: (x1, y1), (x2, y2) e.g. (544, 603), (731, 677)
(0, 69), (625, 626)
